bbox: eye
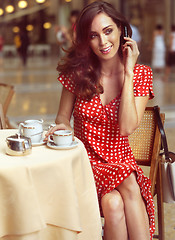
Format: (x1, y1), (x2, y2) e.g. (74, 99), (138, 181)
(90, 32), (98, 39)
(105, 28), (113, 35)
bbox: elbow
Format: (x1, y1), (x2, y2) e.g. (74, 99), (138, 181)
(119, 122), (139, 136)
(120, 128), (134, 136)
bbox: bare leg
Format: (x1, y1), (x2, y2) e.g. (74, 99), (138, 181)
(117, 172), (150, 240)
(101, 190), (128, 240)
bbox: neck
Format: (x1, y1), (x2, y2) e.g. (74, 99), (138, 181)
(101, 56), (123, 77)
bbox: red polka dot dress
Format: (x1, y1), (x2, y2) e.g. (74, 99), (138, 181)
(58, 64), (155, 239)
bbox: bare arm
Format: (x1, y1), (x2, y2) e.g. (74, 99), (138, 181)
(119, 37), (149, 136)
(45, 87), (76, 138)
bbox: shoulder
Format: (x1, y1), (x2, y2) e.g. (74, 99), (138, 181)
(133, 64), (153, 86)
(58, 72), (74, 81)
(58, 72), (76, 93)
(134, 64), (153, 76)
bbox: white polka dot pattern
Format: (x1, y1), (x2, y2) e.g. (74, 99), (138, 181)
(133, 64), (154, 99)
(58, 64), (155, 239)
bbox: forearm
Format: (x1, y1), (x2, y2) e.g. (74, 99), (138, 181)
(45, 84), (75, 140)
(55, 114), (73, 131)
(119, 71), (138, 136)
(54, 86), (75, 131)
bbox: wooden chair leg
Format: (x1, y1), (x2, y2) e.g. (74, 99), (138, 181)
(0, 104), (6, 129)
(5, 116), (14, 129)
(156, 160), (165, 240)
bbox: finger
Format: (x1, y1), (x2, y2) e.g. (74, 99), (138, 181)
(45, 126), (58, 137)
(123, 38), (137, 48)
(123, 37), (136, 43)
(44, 126), (59, 141)
(123, 42), (136, 50)
(45, 128), (54, 136)
(123, 36), (132, 41)
(123, 45), (130, 55)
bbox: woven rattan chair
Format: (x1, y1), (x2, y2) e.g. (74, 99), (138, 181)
(0, 83), (14, 128)
(0, 103), (6, 129)
(129, 106), (165, 240)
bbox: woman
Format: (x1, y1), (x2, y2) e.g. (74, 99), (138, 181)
(164, 25), (175, 81)
(46, 1), (155, 240)
(151, 24), (166, 73)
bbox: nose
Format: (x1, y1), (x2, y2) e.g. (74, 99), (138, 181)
(99, 34), (107, 46)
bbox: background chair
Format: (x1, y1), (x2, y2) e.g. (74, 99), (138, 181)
(0, 83), (14, 128)
(0, 103), (6, 129)
(129, 106), (165, 240)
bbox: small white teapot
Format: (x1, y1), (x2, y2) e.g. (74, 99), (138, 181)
(19, 119), (43, 144)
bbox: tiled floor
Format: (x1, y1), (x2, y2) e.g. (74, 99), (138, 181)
(1, 55), (175, 239)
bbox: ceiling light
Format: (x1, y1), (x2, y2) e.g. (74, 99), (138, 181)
(0, 8), (4, 16)
(36, 0), (46, 3)
(18, 0), (28, 9)
(5, 5), (15, 13)
(26, 25), (34, 31)
(13, 26), (20, 33)
(43, 22), (51, 29)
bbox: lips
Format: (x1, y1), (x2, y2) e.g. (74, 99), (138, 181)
(100, 46), (112, 54)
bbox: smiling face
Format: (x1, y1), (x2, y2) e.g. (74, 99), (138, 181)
(89, 13), (121, 61)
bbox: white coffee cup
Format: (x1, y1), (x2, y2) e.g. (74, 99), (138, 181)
(48, 130), (72, 146)
(19, 119), (43, 144)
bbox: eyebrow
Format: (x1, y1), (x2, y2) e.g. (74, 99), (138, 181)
(102, 25), (113, 31)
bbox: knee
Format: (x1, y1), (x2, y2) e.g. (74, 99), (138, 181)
(101, 190), (125, 222)
(117, 172), (141, 199)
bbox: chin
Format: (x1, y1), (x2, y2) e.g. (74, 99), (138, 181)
(100, 52), (117, 61)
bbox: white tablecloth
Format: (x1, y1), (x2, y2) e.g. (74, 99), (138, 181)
(0, 129), (102, 240)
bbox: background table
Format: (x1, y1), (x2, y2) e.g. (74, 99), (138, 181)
(0, 129), (102, 240)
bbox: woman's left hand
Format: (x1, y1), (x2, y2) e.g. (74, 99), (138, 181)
(122, 37), (140, 72)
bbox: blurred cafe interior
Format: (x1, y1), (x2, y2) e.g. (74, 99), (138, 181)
(0, 0), (175, 58)
(0, 0), (175, 239)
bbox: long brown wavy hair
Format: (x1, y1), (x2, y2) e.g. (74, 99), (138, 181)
(57, 1), (132, 99)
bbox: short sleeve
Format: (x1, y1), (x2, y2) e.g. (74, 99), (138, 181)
(133, 64), (154, 99)
(58, 73), (75, 94)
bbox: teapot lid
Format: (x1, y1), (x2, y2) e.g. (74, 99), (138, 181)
(20, 119), (43, 128)
(6, 133), (31, 142)
(24, 119), (43, 124)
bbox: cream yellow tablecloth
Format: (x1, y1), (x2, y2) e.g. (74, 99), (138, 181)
(0, 129), (102, 240)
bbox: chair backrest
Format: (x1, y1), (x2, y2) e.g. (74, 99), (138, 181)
(128, 106), (164, 195)
(129, 106), (165, 240)
(0, 83), (14, 116)
(0, 103), (6, 129)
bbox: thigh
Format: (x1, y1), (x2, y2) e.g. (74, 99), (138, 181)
(116, 172), (141, 197)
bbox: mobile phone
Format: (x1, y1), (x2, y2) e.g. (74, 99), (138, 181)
(124, 26), (128, 38)
(122, 26), (128, 44)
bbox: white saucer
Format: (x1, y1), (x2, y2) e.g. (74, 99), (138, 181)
(47, 140), (78, 150)
(32, 139), (46, 146)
